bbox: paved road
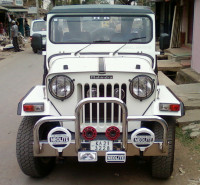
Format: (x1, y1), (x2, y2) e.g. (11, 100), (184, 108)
(0, 47), (199, 185)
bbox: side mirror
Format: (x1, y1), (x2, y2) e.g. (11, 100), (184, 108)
(160, 33), (170, 51)
(31, 33), (45, 51)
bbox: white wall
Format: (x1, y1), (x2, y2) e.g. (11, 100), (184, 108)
(191, 0), (200, 73)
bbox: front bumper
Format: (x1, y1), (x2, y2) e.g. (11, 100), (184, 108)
(33, 97), (169, 157)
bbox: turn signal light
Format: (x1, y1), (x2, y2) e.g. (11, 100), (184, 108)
(170, 104), (180, 111)
(159, 103), (180, 112)
(23, 103), (44, 112)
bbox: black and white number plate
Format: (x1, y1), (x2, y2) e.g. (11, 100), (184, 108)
(106, 151), (126, 163)
(90, 140), (113, 151)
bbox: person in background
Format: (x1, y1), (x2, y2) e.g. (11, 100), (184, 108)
(24, 20), (30, 37)
(0, 22), (4, 35)
(11, 20), (21, 52)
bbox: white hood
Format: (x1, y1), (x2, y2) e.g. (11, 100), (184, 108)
(48, 55), (154, 74)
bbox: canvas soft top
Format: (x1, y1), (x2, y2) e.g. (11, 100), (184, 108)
(48, 4), (154, 14)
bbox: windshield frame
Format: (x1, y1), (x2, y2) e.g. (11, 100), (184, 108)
(49, 14), (153, 44)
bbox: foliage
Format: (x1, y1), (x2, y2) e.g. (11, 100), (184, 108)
(176, 127), (200, 153)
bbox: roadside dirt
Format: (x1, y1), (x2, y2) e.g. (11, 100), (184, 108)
(0, 39), (30, 61)
(172, 138), (200, 185)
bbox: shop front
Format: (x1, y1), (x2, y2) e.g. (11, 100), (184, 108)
(0, 0), (28, 37)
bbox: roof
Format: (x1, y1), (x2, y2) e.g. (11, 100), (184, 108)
(32, 19), (45, 22)
(2, 5), (28, 13)
(8, 8), (28, 13)
(49, 5), (154, 14)
(0, 6), (8, 11)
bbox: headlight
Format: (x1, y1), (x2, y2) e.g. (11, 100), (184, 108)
(129, 75), (155, 100)
(49, 75), (74, 100)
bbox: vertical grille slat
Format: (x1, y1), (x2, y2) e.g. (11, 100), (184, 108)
(92, 84), (97, 125)
(99, 84), (104, 126)
(82, 85), (85, 124)
(111, 85), (114, 124)
(104, 85), (107, 125)
(89, 85), (92, 123)
(84, 84), (90, 124)
(81, 83), (127, 127)
(118, 85), (122, 124)
(97, 85), (100, 124)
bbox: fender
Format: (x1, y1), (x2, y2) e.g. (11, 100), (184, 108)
(17, 85), (60, 116)
(144, 85), (184, 116)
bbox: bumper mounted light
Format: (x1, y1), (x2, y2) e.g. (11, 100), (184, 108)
(78, 151), (97, 162)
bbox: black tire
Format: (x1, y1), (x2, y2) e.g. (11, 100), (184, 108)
(33, 48), (37, 53)
(16, 116), (55, 178)
(151, 117), (175, 179)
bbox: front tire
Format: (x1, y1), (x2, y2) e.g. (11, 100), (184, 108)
(151, 117), (175, 179)
(16, 116), (55, 178)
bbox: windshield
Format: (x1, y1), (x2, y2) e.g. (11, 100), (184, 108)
(50, 16), (152, 43)
(32, 21), (46, 32)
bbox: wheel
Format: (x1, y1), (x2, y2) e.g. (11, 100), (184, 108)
(151, 117), (175, 179)
(33, 48), (37, 53)
(16, 116), (55, 178)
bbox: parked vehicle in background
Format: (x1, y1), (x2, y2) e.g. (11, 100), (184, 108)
(16, 5), (184, 179)
(30, 19), (46, 53)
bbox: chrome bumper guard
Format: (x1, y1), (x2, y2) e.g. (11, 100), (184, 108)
(33, 97), (168, 155)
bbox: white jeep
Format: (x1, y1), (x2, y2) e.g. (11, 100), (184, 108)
(16, 5), (184, 179)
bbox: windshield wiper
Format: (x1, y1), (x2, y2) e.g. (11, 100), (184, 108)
(93, 40), (111, 43)
(74, 44), (92, 56)
(113, 36), (146, 55)
(129, 36), (146, 42)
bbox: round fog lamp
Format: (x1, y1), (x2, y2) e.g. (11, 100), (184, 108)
(131, 128), (155, 151)
(106, 126), (120, 141)
(82, 127), (97, 141)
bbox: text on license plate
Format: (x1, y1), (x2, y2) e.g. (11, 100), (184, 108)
(90, 140), (113, 151)
(49, 134), (69, 145)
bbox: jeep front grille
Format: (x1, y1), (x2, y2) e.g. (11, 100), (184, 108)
(79, 83), (127, 127)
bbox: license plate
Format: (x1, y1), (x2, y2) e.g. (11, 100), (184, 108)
(90, 140), (113, 151)
(106, 151), (126, 163)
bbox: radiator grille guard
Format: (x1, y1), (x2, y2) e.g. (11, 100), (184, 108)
(33, 98), (169, 154)
(78, 83), (127, 128)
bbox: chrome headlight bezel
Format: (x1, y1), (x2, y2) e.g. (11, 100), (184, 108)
(129, 75), (155, 100)
(48, 75), (74, 101)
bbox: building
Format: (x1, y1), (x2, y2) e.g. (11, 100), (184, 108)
(0, 0), (28, 36)
(152, 0), (200, 74)
(191, 0), (200, 73)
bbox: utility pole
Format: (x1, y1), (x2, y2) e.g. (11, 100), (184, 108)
(36, 0), (39, 19)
